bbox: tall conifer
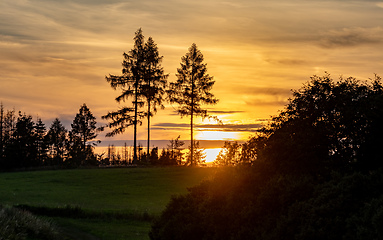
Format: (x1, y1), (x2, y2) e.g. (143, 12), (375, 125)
(168, 43), (219, 166)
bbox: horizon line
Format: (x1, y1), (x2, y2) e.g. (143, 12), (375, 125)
(95, 139), (245, 149)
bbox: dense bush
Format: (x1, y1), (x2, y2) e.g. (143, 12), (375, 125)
(150, 167), (383, 240)
(150, 73), (383, 239)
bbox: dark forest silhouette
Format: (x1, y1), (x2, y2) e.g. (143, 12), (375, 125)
(0, 103), (100, 170)
(0, 101), (208, 170)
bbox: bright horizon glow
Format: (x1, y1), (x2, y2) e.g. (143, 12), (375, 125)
(204, 148), (222, 163)
(95, 146), (222, 164)
(195, 131), (239, 141)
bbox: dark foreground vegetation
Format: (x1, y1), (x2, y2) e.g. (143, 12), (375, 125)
(150, 73), (383, 239)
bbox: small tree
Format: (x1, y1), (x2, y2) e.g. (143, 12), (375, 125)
(215, 141), (241, 166)
(70, 103), (98, 165)
(185, 141), (206, 166)
(35, 118), (48, 165)
(167, 135), (185, 165)
(0, 108), (16, 169)
(11, 113), (38, 168)
(46, 118), (67, 166)
(149, 147), (159, 164)
(168, 43), (219, 166)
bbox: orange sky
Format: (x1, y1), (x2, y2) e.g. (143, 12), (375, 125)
(1, 0), (383, 148)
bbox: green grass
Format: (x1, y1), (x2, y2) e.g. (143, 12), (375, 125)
(0, 167), (216, 239)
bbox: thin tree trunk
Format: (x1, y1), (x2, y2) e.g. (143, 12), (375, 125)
(147, 98), (150, 163)
(191, 109), (193, 166)
(190, 74), (194, 166)
(147, 76), (151, 163)
(133, 77), (138, 164)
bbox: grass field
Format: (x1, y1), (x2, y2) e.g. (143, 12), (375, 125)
(0, 167), (217, 239)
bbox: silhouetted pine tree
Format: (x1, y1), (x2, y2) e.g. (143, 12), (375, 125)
(167, 135), (184, 165)
(168, 43), (218, 166)
(11, 113), (37, 168)
(103, 28), (147, 164)
(46, 118), (67, 166)
(35, 118), (47, 165)
(185, 141), (206, 165)
(70, 103), (98, 166)
(142, 37), (168, 162)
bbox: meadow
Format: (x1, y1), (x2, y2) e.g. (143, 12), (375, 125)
(0, 167), (217, 239)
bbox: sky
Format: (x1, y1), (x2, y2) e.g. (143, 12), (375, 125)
(1, 0), (383, 152)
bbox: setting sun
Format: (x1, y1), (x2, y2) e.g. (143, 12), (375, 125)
(196, 131), (239, 141)
(204, 148), (222, 163)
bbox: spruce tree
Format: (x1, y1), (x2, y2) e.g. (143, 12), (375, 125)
(103, 28), (146, 164)
(168, 43), (218, 166)
(103, 29), (167, 164)
(71, 103), (98, 165)
(142, 37), (168, 161)
(46, 118), (67, 165)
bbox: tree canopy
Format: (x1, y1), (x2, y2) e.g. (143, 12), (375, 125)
(258, 73), (383, 174)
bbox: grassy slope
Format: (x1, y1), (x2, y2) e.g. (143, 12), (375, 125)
(0, 167), (216, 239)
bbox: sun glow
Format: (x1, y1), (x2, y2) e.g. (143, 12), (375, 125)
(204, 148), (222, 163)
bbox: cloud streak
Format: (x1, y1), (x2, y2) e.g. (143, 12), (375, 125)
(153, 122), (263, 132)
(318, 27), (383, 48)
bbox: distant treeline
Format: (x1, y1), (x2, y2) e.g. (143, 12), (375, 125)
(0, 103), (208, 170)
(150, 73), (383, 240)
(0, 103), (99, 170)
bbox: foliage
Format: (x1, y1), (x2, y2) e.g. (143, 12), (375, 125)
(167, 135), (184, 165)
(103, 28), (146, 163)
(150, 73), (383, 239)
(70, 103), (98, 149)
(185, 141), (206, 166)
(46, 118), (67, 166)
(68, 103), (99, 167)
(214, 141), (241, 166)
(142, 36), (168, 160)
(147, 136), (187, 166)
(257, 73), (383, 174)
(103, 28), (168, 164)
